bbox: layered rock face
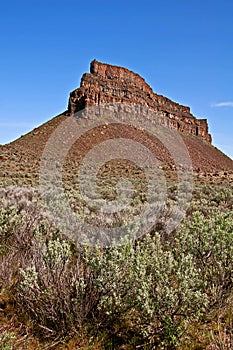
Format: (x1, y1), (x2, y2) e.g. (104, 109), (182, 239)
(68, 60), (212, 143)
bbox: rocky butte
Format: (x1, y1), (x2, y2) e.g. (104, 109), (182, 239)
(68, 59), (212, 143)
(1, 59), (233, 179)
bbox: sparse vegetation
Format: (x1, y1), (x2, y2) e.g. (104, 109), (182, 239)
(0, 178), (232, 349)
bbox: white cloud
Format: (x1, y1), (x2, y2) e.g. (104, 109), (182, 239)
(211, 102), (233, 107)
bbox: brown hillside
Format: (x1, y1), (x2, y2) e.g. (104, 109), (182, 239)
(0, 60), (233, 184)
(0, 112), (232, 181)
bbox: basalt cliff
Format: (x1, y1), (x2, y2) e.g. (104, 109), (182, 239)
(0, 60), (233, 183)
(68, 59), (212, 143)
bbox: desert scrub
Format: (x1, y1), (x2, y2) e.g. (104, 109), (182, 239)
(0, 186), (55, 290)
(0, 185), (232, 348)
(172, 211), (233, 305)
(76, 234), (208, 348)
(14, 224), (208, 346)
(0, 332), (15, 350)
(190, 182), (233, 215)
(17, 237), (81, 337)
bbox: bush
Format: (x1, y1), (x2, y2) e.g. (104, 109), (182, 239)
(173, 211), (233, 305)
(0, 332), (15, 350)
(84, 234), (208, 347)
(0, 185), (232, 348)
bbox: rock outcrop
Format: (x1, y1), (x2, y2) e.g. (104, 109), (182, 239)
(68, 59), (212, 142)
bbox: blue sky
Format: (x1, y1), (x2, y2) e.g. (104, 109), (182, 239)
(0, 0), (232, 159)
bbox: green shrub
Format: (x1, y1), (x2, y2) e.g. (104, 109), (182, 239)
(0, 185), (232, 348)
(87, 234), (208, 347)
(173, 211), (233, 305)
(0, 332), (15, 350)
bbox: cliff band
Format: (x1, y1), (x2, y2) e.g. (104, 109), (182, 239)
(68, 60), (212, 143)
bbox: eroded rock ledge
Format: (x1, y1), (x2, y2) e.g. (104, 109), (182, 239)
(68, 60), (212, 142)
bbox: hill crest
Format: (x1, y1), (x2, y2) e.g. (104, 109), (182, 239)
(0, 60), (232, 181)
(68, 59), (212, 143)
